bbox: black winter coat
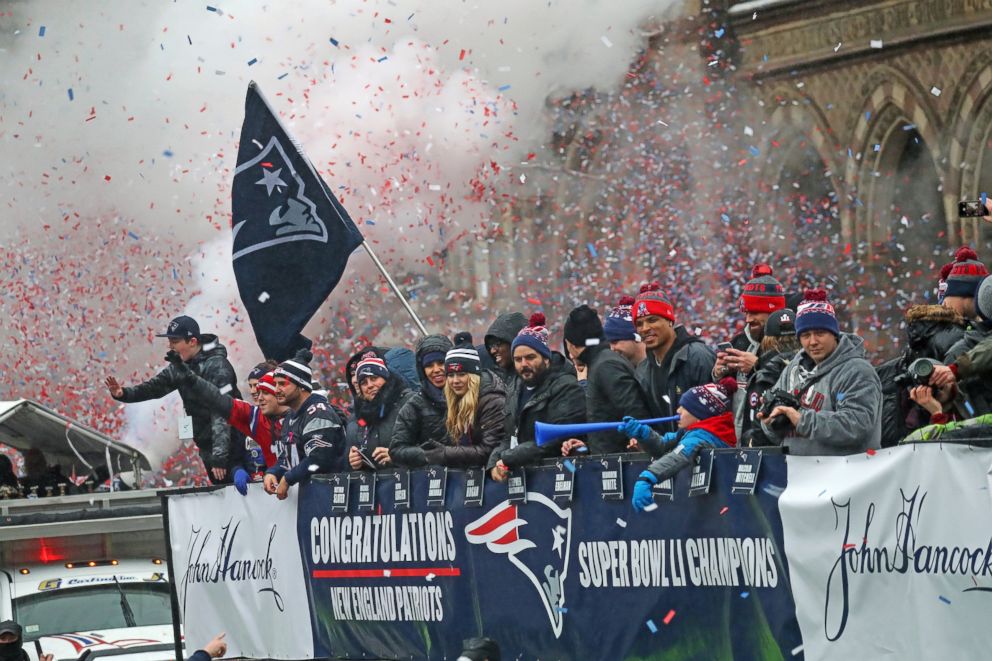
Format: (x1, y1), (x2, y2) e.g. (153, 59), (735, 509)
(739, 349), (797, 447)
(390, 334), (453, 467)
(115, 335), (245, 472)
(344, 374), (414, 469)
(636, 325), (717, 434)
(904, 305), (966, 362)
(581, 343), (653, 454)
(487, 352), (586, 469)
(420, 370), (509, 469)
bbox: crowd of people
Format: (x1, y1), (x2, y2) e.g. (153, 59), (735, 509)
(101, 246), (992, 511)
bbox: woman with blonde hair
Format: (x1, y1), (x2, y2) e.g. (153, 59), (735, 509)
(418, 342), (507, 468)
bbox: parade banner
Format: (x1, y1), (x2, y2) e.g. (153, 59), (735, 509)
(167, 451), (798, 659)
(779, 444), (992, 660)
(166, 486), (315, 660)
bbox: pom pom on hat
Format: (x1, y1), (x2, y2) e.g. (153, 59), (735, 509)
(740, 264), (786, 313)
(679, 378), (737, 420)
(604, 296), (637, 341)
(945, 246), (990, 298)
(512, 312), (552, 359)
(794, 288), (839, 337)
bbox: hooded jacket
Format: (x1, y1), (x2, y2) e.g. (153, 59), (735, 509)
(945, 320), (991, 363)
(485, 312), (527, 387)
(114, 334), (245, 471)
(390, 334), (454, 466)
(635, 325), (717, 433)
(421, 369), (509, 468)
(581, 342), (653, 454)
(761, 333), (882, 455)
(947, 329), (992, 417)
(904, 305), (966, 361)
(487, 351), (585, 469)
(345, 371), (414, 469)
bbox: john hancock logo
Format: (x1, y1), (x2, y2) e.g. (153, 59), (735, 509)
(182, 517), (284, 616)
(465, 493), (572, 638)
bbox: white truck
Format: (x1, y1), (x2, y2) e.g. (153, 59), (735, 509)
(0, 400), (183, 661)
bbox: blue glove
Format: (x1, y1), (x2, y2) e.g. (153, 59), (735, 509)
(618, 416), (653, 442)
(632, 471), (658, 512)
(233, 468), (251, 496)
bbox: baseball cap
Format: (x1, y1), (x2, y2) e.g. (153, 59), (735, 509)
(155, 315), (200, 340)
(764, 308), (796, 338)
(0, 620), (22, 637)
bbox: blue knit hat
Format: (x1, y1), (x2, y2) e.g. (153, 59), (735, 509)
(679, 378), (737, 421)
(511, 313), (552, 360)
(603, 296), (637, 342)
(794, 289), (839, 337)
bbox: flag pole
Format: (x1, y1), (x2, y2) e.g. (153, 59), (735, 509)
(361, 240), (429, 337)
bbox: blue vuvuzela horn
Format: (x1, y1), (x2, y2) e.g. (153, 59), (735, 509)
(534, 416), (680, 446)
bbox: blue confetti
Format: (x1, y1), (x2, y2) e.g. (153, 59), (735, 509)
(160, 43), (165, 51)
(836, 392), (845, 401)
(715, 28), (725, 38)
(563, 459), (575, 473)
(587, 243), (598, 258)
(377, 56), (388, 62)
(818, 489), (827, 497)
(902, 123), (916, 131)
(172, 268), (179, 280)
(206, 5), (217, 12)
(498, 84), (511, 92)
(247, 57), (258, 66)
(982, 192), (988, 205)
(748, 146), (760, 156)
(365, 219), (376, 225)
(278, 72), (289, 80)
(740, 591), (750, 599)
(646, 619), (658, 634)
(555, 607), (568, 613)
(873, 144), (880, 152)
(67, 88), (74, 101)
(939, 595), (951, 604)
(721, 213), (730, 222)
(865, 111), (871, 121)
(162, 149), (174, 157)
(127, 231), (140, 240)
(329, 37), (339, 46)
(965, 400), (975, 416)
(97, 351), (107, 359)
(188, 35), (192, 45)
(38, 26), (46, 37)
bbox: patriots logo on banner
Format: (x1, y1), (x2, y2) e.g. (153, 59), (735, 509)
(464, 493), (572, 638)
(232, 81), (364, 360)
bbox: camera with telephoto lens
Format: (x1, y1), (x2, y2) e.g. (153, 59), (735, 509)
(893, 358), (940, 389)
(759, 389), (803, 433)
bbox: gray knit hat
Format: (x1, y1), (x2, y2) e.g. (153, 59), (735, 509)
(977, 275), (992, 323)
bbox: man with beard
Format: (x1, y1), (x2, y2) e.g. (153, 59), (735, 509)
(345, 352), (414, 470)
(633, 284), (716, 434)
(713, 265), (787, 435)
(488, 314), (586, 479)
(484, 311), (528, 389)
(263, 351), (346, 500)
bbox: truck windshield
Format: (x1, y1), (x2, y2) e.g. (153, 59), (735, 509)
(14, 584), (172, 640)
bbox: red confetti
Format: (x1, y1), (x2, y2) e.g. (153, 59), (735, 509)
(719, 506), (729, 515)
(663, 610), (676, 625)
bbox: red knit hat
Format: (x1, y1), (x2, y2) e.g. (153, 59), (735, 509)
(632, 282), (675, 323)
(944, 247), (989, 298)
(739, 264), (786, 313)
(256, 372), (278, 395)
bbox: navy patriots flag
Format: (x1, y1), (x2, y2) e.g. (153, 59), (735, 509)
(232, 82), (363, 361)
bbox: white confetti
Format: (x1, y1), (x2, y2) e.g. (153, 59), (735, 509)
(257, 291), (270, 303)
(643, 503), (658, 512)
(833, 42), (842, 52)
(585, 338), (601, 346)
(615, 518), (627, 528)
(219, 384), (233, 394)
(791, 645), (804, 656)
(425, 573), (436, 581)
(931, 86), (941, 97)
(383, 570), (391, 577)
(744, 126), (754, 137)
(429, 184), (441, 191)
(600, 35), (613, 48)
(870, 39), (883, 49)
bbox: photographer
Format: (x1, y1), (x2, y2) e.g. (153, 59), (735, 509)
(929, 275), (992, 416)
(759, 289), (881, 455)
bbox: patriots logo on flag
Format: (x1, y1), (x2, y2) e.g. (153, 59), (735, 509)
(232, 136), (329, 260)
(464, 493), (572, 638)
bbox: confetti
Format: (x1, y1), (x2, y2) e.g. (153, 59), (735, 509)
(663, 609), (676, 625)
(383, 570), (391, 577)
(791, 645), (804, 656)
(931, 86), (941, 97)
(645, 619), (657, 634)
(329, 37), (339, 46)
(870, 39), (883, 49)
(643, 503), (658, 512)
(616, 517), (627, 528)
(719, 506), (729, 515)
(38, 26), (46, 37)
(257, 291), (270, 303)
(247, 58), (258, 66)
(219, 384), (233, 395)
(939, 595), (951, 604)
(600, 35), (613, 48)
(563, 459), (575, 473)
(67, 89), (74, 101)
(740, 591), (749, 599)
(425, 573), (435, 582)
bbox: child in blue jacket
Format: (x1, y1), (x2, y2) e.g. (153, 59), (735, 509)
(619, 377), (739, 511)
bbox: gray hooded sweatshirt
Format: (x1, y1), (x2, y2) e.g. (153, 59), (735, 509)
(761, 333), (881, 455)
